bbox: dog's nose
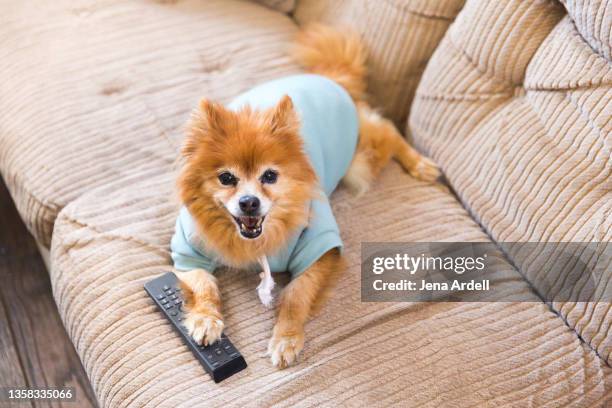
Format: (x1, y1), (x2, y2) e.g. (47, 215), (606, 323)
(239, 195), (260, 215)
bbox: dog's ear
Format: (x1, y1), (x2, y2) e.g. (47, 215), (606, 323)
(270, 95), (299, 135)
(182, 99), (228, 157)
(198, 98), (229, 135)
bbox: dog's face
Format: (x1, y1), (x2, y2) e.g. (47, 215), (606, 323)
(179, 96), (317, 265)
(215, 165), (276, 240)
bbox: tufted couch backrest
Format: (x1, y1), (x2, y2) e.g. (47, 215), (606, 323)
(410, 0), (611, 363)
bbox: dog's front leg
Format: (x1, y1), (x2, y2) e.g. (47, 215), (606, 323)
(268, 249), (344, 368)
(176, 269), (224, 346)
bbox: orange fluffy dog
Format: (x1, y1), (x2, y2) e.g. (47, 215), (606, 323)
(174, 25), (439, 368)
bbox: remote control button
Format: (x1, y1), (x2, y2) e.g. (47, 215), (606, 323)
(212, 361), (220, 368)
(156, 294), (165, 300)
(162, 285), (170, 290)
(175, 287), (182, 291)
(170, 294), (177, 300)
(206, 353), (213, 359)
(161, 299), (169, 305)
(174, 299), (181, 305)
(170, 310), (178, 316)
(214, 348), (223, 356)
(230, 352), (239, 358)
(165, 290), (174, 296)
(164, 304), (173, 309)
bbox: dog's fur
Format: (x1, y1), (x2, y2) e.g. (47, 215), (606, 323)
(176, 24), (440, 368)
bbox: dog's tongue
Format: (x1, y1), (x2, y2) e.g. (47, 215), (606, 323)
(240, 216), (259, 228)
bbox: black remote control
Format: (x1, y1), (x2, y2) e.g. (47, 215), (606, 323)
(144, 272), (247, 383)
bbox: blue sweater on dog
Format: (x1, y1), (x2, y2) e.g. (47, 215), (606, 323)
(171, 74), (359, 278)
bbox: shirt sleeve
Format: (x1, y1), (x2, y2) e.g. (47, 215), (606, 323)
(171, 207), (218, 272)
(287, 196), (343, 278)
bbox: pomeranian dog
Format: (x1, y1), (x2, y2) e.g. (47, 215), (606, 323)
(172, 24), (440, 369)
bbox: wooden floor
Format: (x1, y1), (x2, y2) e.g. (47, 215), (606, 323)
(0, 180), (98, 408)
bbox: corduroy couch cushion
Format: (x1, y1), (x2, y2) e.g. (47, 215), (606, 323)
(409, 0), (611, 363)
(50, 165), (611, 407)
(294, 0), (466, 126)
(0, 0), (301, 247)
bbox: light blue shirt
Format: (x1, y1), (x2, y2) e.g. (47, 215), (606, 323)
(171, 74), (359, 277)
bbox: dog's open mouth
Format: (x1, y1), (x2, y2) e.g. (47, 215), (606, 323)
(232, 215), (265, 239)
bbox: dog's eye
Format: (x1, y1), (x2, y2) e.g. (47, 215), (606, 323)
(218, 171), (238, 186)
(260, 169), (278, 184)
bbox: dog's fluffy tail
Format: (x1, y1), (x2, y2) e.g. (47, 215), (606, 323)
(292, 24), (367, 102)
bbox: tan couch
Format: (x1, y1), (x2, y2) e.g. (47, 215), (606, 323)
(0, 0), (610, 407)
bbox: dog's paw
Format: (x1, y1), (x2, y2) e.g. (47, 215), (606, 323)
(409, 157), (441, 182)
(183, 310), (224, 346)
(267, 331), (305, 369)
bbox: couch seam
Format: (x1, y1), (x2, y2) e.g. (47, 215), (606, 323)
(524, 84), (612, 93)
(52, 212), (170, 259)
(445, 36), (519, 89)
(414, 91), (514, 101)
(380, 0), (459, 21)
